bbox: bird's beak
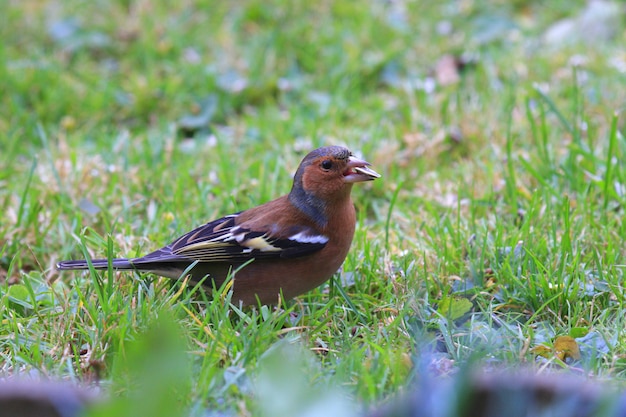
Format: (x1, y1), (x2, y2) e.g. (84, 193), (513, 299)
(343, 156), (381, 183)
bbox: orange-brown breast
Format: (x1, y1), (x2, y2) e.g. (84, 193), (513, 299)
(193, 196), (357, 305)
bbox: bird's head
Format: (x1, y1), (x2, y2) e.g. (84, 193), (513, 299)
(289, 146), (380, 224)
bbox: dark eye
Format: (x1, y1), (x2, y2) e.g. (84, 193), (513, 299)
(321, 160), (333, 170)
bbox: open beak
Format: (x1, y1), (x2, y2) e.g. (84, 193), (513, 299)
(343, 156), (381, 183)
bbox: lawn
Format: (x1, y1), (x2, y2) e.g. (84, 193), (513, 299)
(2, 1), (626, 416)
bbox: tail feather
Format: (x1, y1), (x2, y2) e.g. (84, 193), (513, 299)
(57, 258), (134, 271)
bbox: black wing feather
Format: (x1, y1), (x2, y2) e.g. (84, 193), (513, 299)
(150, 214), (329, 263)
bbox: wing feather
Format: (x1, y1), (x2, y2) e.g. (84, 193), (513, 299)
(163, 214), (328, 262)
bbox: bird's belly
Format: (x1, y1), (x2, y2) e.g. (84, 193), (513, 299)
(188, 251), (346, 306)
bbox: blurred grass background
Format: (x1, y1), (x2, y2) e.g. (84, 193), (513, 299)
(2, 1), (626, 416)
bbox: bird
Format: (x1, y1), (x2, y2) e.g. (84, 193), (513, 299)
(57, 146), (381, 306)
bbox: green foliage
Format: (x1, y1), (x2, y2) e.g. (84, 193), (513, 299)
(2, 0), (626, 414)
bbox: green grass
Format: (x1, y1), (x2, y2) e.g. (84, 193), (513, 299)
(2, 0), (626, 415)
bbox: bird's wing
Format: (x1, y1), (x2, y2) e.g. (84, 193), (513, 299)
(160, 213), (328, 262)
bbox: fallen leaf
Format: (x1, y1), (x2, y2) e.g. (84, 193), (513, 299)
(531, 335), (581, 362)
(437, 296), (473, 320)
(530, 344), (553, 359)
(554, 336), (581, 361)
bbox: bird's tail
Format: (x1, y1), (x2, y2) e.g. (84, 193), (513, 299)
(57, 258), (135, 271)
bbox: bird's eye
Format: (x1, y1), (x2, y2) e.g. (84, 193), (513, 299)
(321, 160), (333, 170)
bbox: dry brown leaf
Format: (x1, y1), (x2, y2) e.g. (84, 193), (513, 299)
(553, 336), (581, 361)
(531, 335), (581, 362)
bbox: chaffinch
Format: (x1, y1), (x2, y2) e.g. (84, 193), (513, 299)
(57, 146), (380, 305)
